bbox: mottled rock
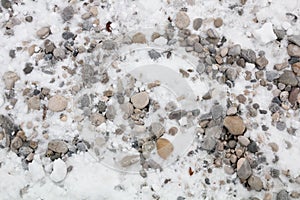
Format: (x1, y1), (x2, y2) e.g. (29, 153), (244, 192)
(61, 6), (74, 21)
(62, 31), (74, 40)
(237, 158), (252, 179)
(223, 116), (246, 135)
(48, 95), (68, 112)
(175, 11), (190, 29)
(248, 175), (263, 191)
(238, 136), (250, 146)
(169, 110), (186, 120)
(201, 136), (217, 152)
(132, 32), (146, 44)
(53, 48), (66, 60)
(278, 70), (298, 86)
(256, 56), (269, 70)
(48, 139), (68, 154)
(105, 105), (116, 121)
(3, 71), (19, 90)
(241, 49), (256, 63)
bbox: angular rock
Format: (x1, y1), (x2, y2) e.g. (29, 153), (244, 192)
(228, 44), (241, 56)
(237, 158), (252, 179)
(201, 136), (217, 152)
(256, 56), (269, 70)
(223, 116), (246, 135)
(48, 95), (68, 112)
(211, 104), (223, 120)
(278, 70), (298, 86)
(238, 136), (250, 146)
(150, 122), (165, 138)
(288, 35), (300, 46)
(130, 92), (149, 109)
(241, 49), (256, 63)
(105, 105), (116, 121)
(175, 11), (190, 29)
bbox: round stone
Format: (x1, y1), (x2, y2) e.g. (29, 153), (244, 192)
(214, 17), (223, 28)
(130, 92), (149, 109)
(223, 116), (246, 135)
(175, 11), (190, 29)
(48, 95), (68, 112)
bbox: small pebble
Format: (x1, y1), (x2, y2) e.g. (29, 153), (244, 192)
(214, 17), (223, 28)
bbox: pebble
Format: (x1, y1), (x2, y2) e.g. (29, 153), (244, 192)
(289, 87), (300, 105)
(288, 35), (300, 46)
(168, 127), (178, 135)
(148, 49), (161, 60)
(48, 139), (68, 154)
(19, 146), (33, 157)
(226, 68), (237, 81)
(175, 11), (190, 29)
(132, 32), (147, 44)
(62, 31), (74, 40)
(256, 56), (269, 70)
(3, 71), (19, 90)
(120, 102), (134, 119)
(61, 6), (74, 21)
(23, 63), (34, 74)
(193, 18), (202, 30)
(274, 29), (286, 40)
(237, 94), (247, 104)
(268, 142), (279, 152)
(36, 27), (51, 39)
(227, 106), (237, 115)
(150, 122), (165, 138)
(241, 49), (256, 63)
(278, 70), (298, 86)
(223, 116), (246, 135)
(287, 44), (300, 57)
(130, 92), (149, 109)
(1, 0), (11, 9)
(207, 28), (219, 39)
(248, 175), (263, 191)
(276, 121), (286, 131)
(169, 110), (186, 120)
(237, 158), (252, 179)
(238, 136), (250, 146)
(211, 104), (223, 120)
(266, 71), (279, 82)
(25, 16), (33, 22)
(105, 105), (116, 121)
(228, 44), (241, 56)
(276, 190), (290, 200)
(201, 136), (217, 152)
(156, 138), (174, 159)
(48, 95), (68, 112)
(27, 96), (40, 110)
(10, 136), (23, 150)
(292, 62), (300, 76)
(90, 113), (105, 126)
(9, 49), (15, 58)
(214, 18), (223, 28)
(50, 159), (67, 182)
(248, 141), (259, 153)
(53, 48), (66, 60)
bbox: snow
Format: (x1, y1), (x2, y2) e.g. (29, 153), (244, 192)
(50, 158), (67, 183)
(253, 22), (277, 44)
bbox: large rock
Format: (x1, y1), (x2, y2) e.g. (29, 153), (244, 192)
(223, 116), (246, 135)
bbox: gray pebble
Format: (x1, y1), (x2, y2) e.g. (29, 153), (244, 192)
(248, 175), (263, 191)
(193, 18), (202, 30)
(25, 16), (33, 22)
(237, 158), (252, 179)
(102, 40), (117, 50)
(201, 136), (216, 152)
(266, 71), (279, 82)
(9, 49), (15, 58)
(23, 63), (34, 74)
(194, 42), (204, 53)
(79, 94), (90, 108)
(62, 32), (74, 40)
(44, 39), (55, 54)
(97, 101), (107, 113)
(276, 121), (286, 131)
(61, 6), (74, 22)
(105, 105), (116, 121)
(278, 70), (298, 86)
(53, 48), (66, 60)
(228, 44), (241, 56)
(169, 110), (187, 120)
(148, 49), (161, 60)
(276, 190), (290, 200)
(241, 49), (256, 63)
(225, 68), (237, 81)
(207, 28), (219, 39)
(274, 29), (286, 40)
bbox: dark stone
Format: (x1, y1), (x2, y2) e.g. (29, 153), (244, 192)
(1, 0), (11, 9)
(9, 49), (16, 58)
(169, 110), (187, 120)
(62, 31), (75, 40)
(276, 190), (290, 200)
(23, 63), (33, 74)
(247, 141), (258, 153)
(97, 101), (107, 113)
(25, 16), (33, 22)
(148, 49), (161, 60)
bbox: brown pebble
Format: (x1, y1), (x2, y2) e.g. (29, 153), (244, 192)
(156, 138), (174, 159)
(214, 18), (223, 28)
(168, 127), (178, 135)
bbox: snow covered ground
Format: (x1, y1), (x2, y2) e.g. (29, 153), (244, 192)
(0, 0), (300, 199)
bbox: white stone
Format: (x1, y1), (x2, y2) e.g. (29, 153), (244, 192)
(253, 22), (277, 44)
(50, 159), (67, 182)
(28, 160), (45, 182)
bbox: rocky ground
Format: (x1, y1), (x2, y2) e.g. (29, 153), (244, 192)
(0, 0), (300, 199)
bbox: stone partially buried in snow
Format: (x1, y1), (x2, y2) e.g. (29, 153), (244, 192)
(48, 139), (68, 154)
(132, 32), (147, 44)
(175, 11), (190, 29)
(237, 158), (252, 180)
(223, 116), (246, 135)
(3, 71), (19, 90)
(278, 70), (298, 86)
(276, 190), (290, 200)
(130, 92), (149, 109)
(48, 95), (68, 112)
(253, 22), (277, 44)
(50, 159), (67, 182)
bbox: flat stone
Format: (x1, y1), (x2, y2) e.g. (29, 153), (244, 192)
(223, 116), (246, 135)
(50, 159), (67, 182)
(3, 71), (19, 90)
(278, 70), (298, 86)
(36, 27), (51, 39)
(287, 44), (300, 57)
(132, 32), (146, 44)
(237, 158), (252, 180)
(193, 18), (202, 30)
(248, 175), (263, 191)
(156, 138), (174, 159)
(48, 139), (68, 154)
(175, 11), (190, 29)
(48, 95), (68, 112)
(130, 92), (149, 109)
